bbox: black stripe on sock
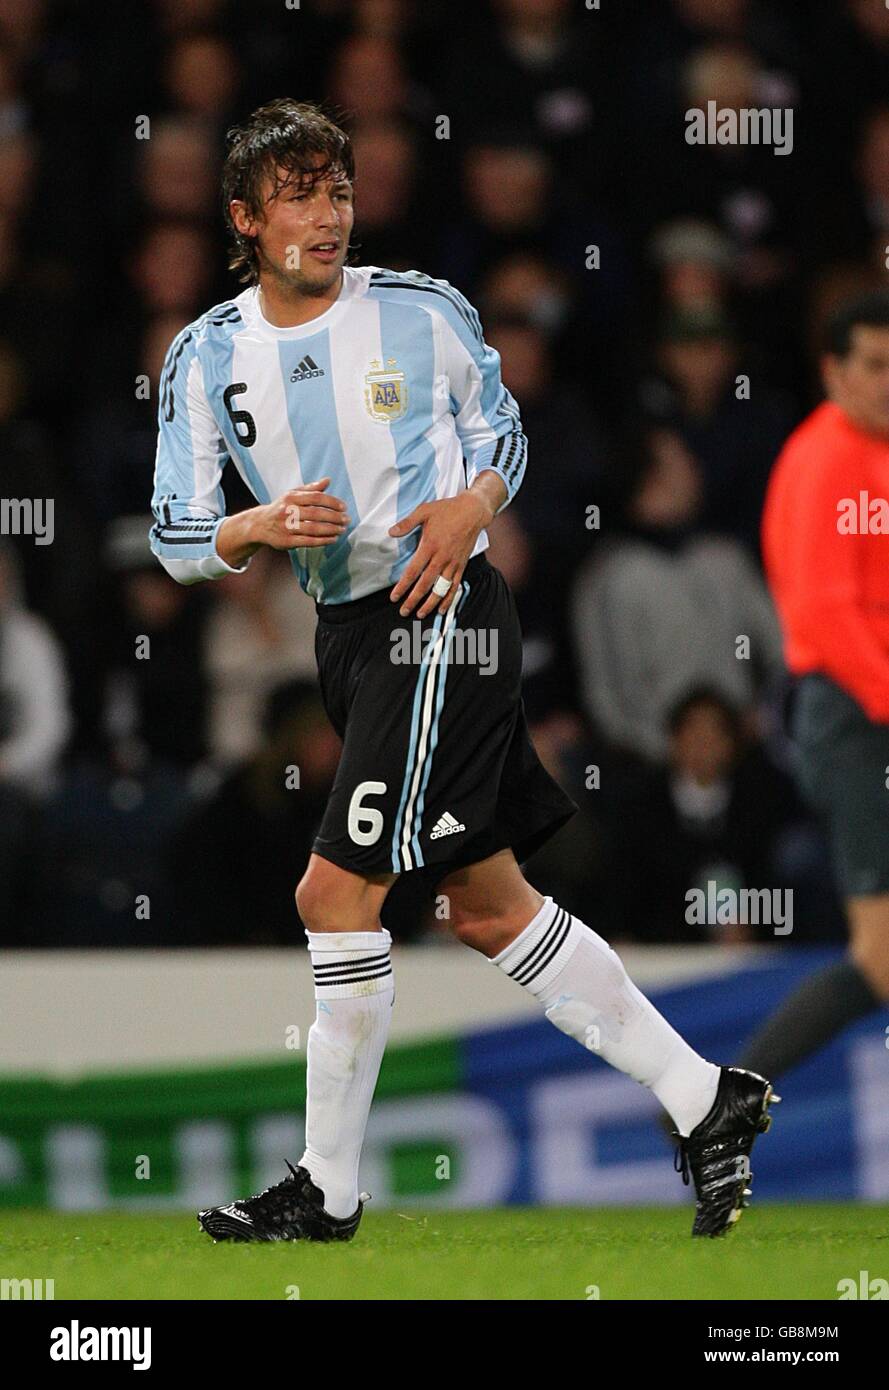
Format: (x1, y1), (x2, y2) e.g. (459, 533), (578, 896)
(511, 908), (571, 986)
(313, 952), (391, 974)
(507, 906), (563, 982)
(315, 964), (393, 987)
(516, 912), (572, 985)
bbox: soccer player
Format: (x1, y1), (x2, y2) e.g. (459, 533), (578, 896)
(149, 99), (776, 1241)
(741, 293), (889, 1079)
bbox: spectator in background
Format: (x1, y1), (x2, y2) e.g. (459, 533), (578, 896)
(485, 504), (561, 717)
(78, 309), (187, 524)
(436, 130), (556, 285)
(623, 35), (803, 380)
(845, 0), (889, 57)
(840, 106), (889, 266)
(88, 218), (213, 424)
(801, 104), (889, 285)
(670, 0), (750, 40)
(137, 116), (218, 221)
(518, 702), (608, 933)
(152, 0), (228, 37)
(0, 130), (81, 425)
(813, 2), (889, 161)
(90, 219), (212, 391)
(650, 218), (735, 316)
(435, 128), (632, 396)
(162, 30), (241, 124)
(0, 538), (67, 940)
(485, 307), (609, 583)
(675, 42), (799, 278)
(800, 110), (889, 397)
(326, 31), (430, 129)
(0, 35), (28, 139)
(0, 128), (35, 222)
(0, 542), (70, 796)
(204, 547), (318, 768)
(642, 305), (797, 554)
(479, 251), (574, 339)
(0, 0), (47, 61)
(349, 118), (431, 270)
(439, 0), (604, 191)
(129, 219), (215, 318)
(666, 0), (800, 68)
(607, 687), (812, 946)
(169, 680), (340, 944)
(0, 338), (94, 638)
(571, 424), (783, 765)
(478, 251), (595, 389)
(102, 516), (210, 772)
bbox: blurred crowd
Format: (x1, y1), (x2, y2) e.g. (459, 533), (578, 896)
(2, 0), (884, 947)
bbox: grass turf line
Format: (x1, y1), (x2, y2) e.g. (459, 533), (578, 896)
(2, 1205), (887, 1301)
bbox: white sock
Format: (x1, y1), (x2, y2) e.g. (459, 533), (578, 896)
(491, 897), (719, 1135)
(298, 929), (394, 1218)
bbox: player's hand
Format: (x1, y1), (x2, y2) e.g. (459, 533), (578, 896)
(388, 492), (493, 618)
(252, 479), (351, 550)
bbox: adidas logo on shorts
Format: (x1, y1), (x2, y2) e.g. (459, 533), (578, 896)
(430, 811), (466, 840)
(290, 354), (325, 383)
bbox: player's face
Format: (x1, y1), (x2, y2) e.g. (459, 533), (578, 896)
(236, 160), (354, 294)
(824, 326), (889, 437)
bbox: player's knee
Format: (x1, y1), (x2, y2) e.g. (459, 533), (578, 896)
(295, 868), (344, 932)
(295, 863), (380, 934)
(294, 872), (321, 930)
(449, 908), (515, 958)
(450, 910), (485, 950)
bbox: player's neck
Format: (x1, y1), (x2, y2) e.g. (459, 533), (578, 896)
(257, 272), (344, 328)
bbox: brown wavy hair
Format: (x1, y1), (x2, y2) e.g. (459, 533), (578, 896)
(221, 98), (355, 286)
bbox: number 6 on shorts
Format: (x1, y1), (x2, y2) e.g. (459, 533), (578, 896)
(347, 781), (387, 846)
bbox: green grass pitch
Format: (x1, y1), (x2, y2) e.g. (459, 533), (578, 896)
(3, 1205), (887, 1301)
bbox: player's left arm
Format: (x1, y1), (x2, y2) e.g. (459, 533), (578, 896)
(389, 288), (526, 618)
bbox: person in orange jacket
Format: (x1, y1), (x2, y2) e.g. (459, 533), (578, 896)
(742, 291), (889, 1079)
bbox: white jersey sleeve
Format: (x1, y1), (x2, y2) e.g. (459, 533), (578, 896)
(437, 284), (527, 513)
(149, 327), (251, 585)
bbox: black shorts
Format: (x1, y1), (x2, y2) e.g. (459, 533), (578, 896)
(311, 553), (577, 887)
(793, 672), (889, 898)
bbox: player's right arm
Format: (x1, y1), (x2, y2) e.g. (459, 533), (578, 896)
(150, 332), (348, 584)
(215, 479), (350, 569)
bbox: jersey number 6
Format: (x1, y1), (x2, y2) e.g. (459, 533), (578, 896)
(223, 382), (257, 446)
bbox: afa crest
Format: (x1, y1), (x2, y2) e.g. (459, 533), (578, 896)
(364, 358), (407, 422)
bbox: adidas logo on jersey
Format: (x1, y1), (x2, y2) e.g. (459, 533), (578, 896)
(430, 811), (466, 840)
(290, 355), (325, 382)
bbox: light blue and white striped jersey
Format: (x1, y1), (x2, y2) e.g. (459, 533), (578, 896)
(149, 265), (527, 604)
